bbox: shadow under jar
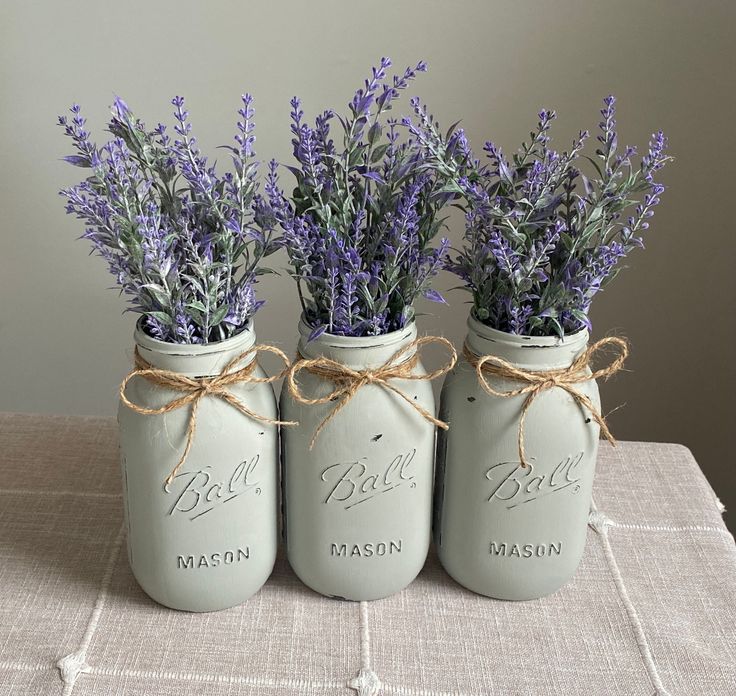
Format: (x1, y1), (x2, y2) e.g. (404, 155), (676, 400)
(434, 313), (600, 600)
(117, 321), (279, 612)
(280, 319), (435, 601)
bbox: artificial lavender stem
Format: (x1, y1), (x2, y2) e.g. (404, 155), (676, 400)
(59, 95), (275, 344)
(412, 96), (671, 336)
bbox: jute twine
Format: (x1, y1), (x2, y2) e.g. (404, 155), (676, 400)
(287, 335), (458, 449)
(120, 344), (297, 485)
(463, 336), (629, 468)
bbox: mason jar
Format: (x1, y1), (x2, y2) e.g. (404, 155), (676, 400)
(118, 321), (279, 611)
(280, 318), (436, 601)
(434, 313), (600, 600)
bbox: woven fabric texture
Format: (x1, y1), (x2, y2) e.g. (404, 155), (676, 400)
(0, 412), (733, 696)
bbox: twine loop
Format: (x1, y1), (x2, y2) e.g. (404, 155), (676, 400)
(287, 335), (457, 448)
(120, 344), (297, 484)
(464, 336), (629, 468)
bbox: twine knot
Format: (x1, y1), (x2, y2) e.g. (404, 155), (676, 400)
(464, 336), (629, 468)
(287, 335), (457, 448)
(120, 344), (297, 485)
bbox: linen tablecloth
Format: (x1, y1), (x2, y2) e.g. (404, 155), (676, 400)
(0, 412), (733, 696)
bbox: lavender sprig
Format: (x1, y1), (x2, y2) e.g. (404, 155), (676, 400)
(59, 95), (277, 344)
(257, 58), (456, 337)
(414, 96), (671, 337)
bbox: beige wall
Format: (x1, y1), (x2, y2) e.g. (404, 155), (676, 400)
(2, 0), (734, 527)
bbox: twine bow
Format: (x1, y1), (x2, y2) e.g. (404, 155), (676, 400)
(464, 336), (629, 468)
(120, 344), (297, 485)
(287, 336), (457, 449)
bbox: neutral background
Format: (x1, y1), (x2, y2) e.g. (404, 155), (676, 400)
(1, 0), (734, 528)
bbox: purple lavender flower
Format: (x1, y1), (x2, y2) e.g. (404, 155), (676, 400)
(413, 96), (671, 336)
(59, 95), (276, 344)
(260, 59), (454, 337)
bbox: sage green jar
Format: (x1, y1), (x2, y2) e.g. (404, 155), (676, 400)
(280, 319), (435, 601)
(117, 322), (278, 612)
(434, 313), (600, 600)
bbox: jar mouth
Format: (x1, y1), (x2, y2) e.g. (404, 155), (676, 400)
(467, 311), (589, 350)
(297, 315), (417, 350)
(134, 318), (255, 357)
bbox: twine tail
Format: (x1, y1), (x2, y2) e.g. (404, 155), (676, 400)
(218, 391), (298, 428)
(308, 393), (353, 450)
(567, 387), (618, 447)
(165, 395), (201, 486)
(517, 392), (536, 468)
(381, 382), (450, 431)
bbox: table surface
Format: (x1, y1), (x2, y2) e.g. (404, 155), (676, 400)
(0, 412), (734, 696)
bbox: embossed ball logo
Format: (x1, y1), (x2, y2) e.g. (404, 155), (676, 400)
(485, 452), (585, 509)
(164, 455), (262, 520)
(320, 448), (417, 510)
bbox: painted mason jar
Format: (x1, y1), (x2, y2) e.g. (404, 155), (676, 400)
(280, 319), (441, 601)
(118, 322), (280, 612)
(435, 313), (601, 600)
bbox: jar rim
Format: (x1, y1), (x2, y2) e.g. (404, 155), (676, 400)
(133, 318), (255, 357)
(467, 311), (589, 350)
(297, 314), (417, 350)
